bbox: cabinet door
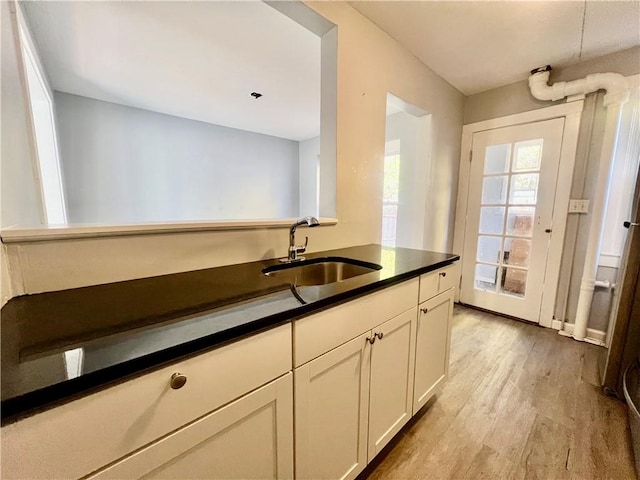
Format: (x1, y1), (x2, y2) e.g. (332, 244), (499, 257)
(295, 332), (371, 480)
(413, 289), (454, 413)
(368, 308), (417, 461)
(88, 373), (293, 480)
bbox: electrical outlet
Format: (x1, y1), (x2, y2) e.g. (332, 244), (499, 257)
(569, 199), (589, 213)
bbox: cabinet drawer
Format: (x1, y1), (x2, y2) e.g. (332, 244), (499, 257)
(1, 324), (292, 480)
(88, 373), (294, 480)
(294, 279), (419, 367)
(438, 263), (458, 292)
(419, 263), (459, 303)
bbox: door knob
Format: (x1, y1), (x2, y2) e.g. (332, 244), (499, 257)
(624, 221), (639, 228)
(170, 372), (187, 389)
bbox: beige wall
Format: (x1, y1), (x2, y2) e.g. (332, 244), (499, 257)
(464, 46), (640, 330)
(1, 2), (464, 301)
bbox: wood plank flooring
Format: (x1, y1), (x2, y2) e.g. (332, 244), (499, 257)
(360, 305), (636, 480)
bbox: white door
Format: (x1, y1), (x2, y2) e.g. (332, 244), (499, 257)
(368, 308), (416, 461)
(413, 289), (454, 413)
(460, 118), (564, 322)
(294, 332), (371, 480)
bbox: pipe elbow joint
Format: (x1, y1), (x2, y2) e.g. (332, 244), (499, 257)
(528, 72), (554, 101)
(586, 73), (630, 106)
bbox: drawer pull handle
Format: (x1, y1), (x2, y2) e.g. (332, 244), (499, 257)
(421, 307), (429, 314)
(440, 272), (447, 277)
(366, 336), (376, 345)
(375, 332), (384, 340)
(170, 372), (187, 390)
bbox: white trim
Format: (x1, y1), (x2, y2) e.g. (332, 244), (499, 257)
(461, 101), (586, 135)
(599, 253), (621, 268)
(453, 101), (584, 327)
(0, 218), (339, 243)
(14, 1), (68, 224)
(551, 319), (607, 346)
(538, 109), (582, 328)
(9, 1), (45, 224)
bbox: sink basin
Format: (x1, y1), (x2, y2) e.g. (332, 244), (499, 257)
(262, 257), (382, 286)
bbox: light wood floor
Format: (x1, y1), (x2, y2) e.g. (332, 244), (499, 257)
(361, 305), (636, 480)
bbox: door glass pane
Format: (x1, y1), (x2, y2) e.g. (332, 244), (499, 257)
(513, 139), (543, 171)
(477, 236), (502, 263)
(475, 264), (498, 291)
(482, 176), (508, 204)
(506, 207), (535, 236)
(510, 173), (539, 205)
(503, 237), (531, 267)
(501, 268), (527, 297)
(484, 144), (511, 174)
(480, 207), (505, 234)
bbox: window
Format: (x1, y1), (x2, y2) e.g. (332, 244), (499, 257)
(382, 139), (401, 247)
(601, 79), (640, 267)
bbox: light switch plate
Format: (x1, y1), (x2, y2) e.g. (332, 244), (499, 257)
(569, 199), (589, 213)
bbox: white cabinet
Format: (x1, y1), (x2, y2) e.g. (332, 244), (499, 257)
(413, 288), (454, 413)
(294, 302), (418, 479)
(293, 264), (458, 478)
(2, 324), (293, 480)
(294, 332), (371, 480)
(368, 308), (416, 461)
(2, 262), (458, 480)
(292, 278), (419, 479)
(88, 373), (294, 480)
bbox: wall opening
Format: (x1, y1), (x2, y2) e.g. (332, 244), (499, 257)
(382, 93), (432, 249)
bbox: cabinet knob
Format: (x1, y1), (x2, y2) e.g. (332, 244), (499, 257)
(421, 307), (429, 314)
(366, 336), (376, 345)
(440, 272), (447, 277)
(375, 332), (384, 340)
(170, 372), (187, 390)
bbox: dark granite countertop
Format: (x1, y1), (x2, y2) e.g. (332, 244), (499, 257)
(0, 244), (458, 424)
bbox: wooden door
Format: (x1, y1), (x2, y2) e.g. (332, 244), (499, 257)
(413, 289), (454, 413)
(87, 374), (294, 480)
(294, 332), (371, 480)
(367, 308), (416, 461)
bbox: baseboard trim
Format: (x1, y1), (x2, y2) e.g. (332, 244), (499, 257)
(551, 319), (607, 346)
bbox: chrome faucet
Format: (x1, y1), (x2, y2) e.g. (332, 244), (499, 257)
(281, 216), (320, 262)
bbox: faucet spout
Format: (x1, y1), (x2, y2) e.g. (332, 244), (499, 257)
(282, 216), (320, 263)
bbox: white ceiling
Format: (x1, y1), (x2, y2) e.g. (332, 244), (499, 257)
(350, 1), (640, 95)
(22, 1), (321, 141)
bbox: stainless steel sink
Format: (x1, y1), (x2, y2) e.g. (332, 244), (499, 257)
(262, 257), (382, 286)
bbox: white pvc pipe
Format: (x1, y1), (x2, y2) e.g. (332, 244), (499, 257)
(528, 70), (629, 106)
(573, 102), (625, 340)
(528, 67), (629, 341)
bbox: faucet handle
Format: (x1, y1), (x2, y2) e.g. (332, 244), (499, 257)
(294, 236), (308, 254)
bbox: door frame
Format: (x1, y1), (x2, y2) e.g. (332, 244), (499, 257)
(453, 101), (584, 327)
